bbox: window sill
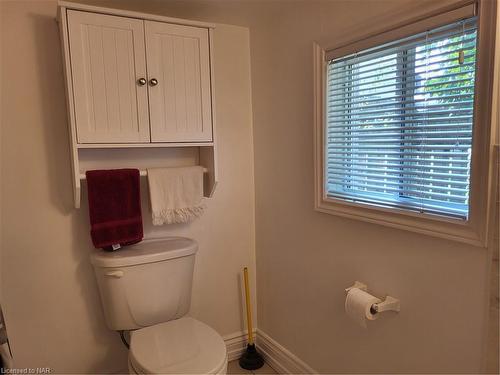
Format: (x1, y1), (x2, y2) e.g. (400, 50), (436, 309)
(315, 195), (485, 247)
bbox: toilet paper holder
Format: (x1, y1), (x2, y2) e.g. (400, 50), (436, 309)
(345, 281), (401, 315)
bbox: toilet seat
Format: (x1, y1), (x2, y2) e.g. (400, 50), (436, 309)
(129, 317), (227, 374)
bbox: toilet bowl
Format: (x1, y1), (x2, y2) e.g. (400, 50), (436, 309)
(90, 238), (227, 375)
(128, 317), (227, 374)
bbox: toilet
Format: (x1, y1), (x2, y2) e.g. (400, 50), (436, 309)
(90, 237), (228, 374)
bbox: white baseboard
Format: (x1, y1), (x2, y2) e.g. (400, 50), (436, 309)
(256, 330), (316, 374)
(223, 330), (256, 362)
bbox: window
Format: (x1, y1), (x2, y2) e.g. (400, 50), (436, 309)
(313, 2), (498, 245)
(326, 18), (477, 220)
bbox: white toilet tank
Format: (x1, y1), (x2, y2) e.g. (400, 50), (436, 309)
(90, 237), (197, 331)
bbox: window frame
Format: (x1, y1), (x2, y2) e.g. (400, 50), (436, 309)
(313, 0), (497, 246)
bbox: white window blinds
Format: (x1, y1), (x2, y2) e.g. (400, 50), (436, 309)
(326, 17), (477, 220)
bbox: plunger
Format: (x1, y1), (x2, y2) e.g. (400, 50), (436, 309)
(239, 267), (264, 370)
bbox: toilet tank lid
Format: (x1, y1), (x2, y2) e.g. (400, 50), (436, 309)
(90, 237), (198, 268)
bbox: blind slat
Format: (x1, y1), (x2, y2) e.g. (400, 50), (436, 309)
(327, 178), (468, 200)
(328, 46), (476, 79)
(328, 137), (471, 145)
(327, 151), (471, 159)
(328, 130), (472, 139)
(326, 116), (473, 127)
(327, 155), (470, 165)
(327, 92), (473, 110)
(327, 165), (469, 179)
(326, 85), (475, 106)
(328, 47), (476, 85)
(328, 110), (473, 124)
(327, 101), (474, 117)
(328, 170), (469, 186)
(328, 56), (476, 88)
(327, 161), (469, 173)
(327, 77), (474, 101)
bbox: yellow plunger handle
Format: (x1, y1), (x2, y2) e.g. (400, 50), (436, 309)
(243, 267), (254, 345)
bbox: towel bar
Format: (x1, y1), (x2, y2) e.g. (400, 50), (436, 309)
(79, 167), (209, 180)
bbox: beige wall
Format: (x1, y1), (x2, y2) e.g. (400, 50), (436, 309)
(0, 1), (255, 373)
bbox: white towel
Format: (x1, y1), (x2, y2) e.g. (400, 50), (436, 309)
(147, 166), (205, 225)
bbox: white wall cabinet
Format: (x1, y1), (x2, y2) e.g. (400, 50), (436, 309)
(58, 2), (218, 208)
(66, 9), (213, 144)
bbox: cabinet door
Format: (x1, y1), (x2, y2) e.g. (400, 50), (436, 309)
(145, 21), (213, 142)
(67, 10), (150, 143)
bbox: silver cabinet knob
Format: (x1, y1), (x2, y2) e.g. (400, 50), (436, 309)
(149, 78), (158, 86)
(137, 78), (147, 86)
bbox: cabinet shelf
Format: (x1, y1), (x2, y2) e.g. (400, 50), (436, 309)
(77, 142), (214, 149)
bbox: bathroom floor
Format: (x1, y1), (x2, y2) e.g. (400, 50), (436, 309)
(227, 360), (277, 374)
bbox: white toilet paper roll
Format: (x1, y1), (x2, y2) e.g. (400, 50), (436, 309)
(345, 288), (382, 328)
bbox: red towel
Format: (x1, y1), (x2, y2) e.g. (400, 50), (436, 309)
(86, 169), (143, 250)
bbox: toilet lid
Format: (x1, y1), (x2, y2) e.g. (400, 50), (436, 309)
(129, 317), (227, 374)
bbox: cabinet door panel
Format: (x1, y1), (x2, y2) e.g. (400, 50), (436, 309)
(145, 21), (213, 142)
(67, 10), (150, 143)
